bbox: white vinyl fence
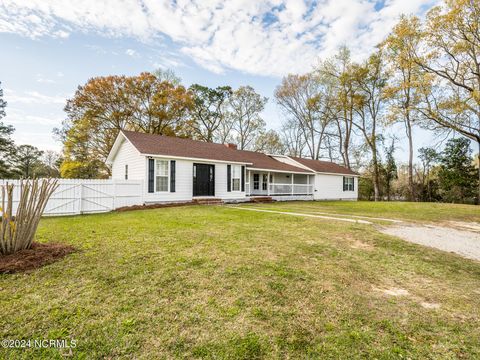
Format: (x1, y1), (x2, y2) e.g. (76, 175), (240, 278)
(0, 179), (144, 216)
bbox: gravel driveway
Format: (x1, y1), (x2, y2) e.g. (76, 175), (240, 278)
(380, 224), (480, 261)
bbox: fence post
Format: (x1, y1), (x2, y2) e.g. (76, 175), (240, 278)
(1, 178), (147, 216)
(79, 181), (84, 214)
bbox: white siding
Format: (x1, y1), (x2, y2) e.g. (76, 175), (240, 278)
(111, 138), (145, 181)
(109, 139), (357, 203)
(313, 174), (358, 200)
(143, 159), (246, 203)
(143, 159), (191, 202)
(216, 163), (246, 200)
(273, 172), (290, 184)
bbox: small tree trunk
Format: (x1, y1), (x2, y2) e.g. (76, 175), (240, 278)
(372, 151), (380, 202)
(406, 119), (414, 202)
(0, 179), (58, 255)
(477, 139), (480, 205)
(427, 169), (431, 202)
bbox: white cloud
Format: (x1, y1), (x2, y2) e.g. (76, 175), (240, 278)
(9, 112), (62, 126)
(0, 0), (440, 77)
(4, 89), (67, 105)
(3, 107), (64, 151)
(125, 48), (140, 58)
(36, 73), (55, 83)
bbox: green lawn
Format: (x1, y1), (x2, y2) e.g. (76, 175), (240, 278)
(239, 200), (480, 223)
(1, 202), (480, 359)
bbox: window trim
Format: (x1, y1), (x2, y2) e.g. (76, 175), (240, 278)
(253, 173), (260, 190)
(343, 176), (354, 192)
(231, 164), (242, 192)
(262, 174), (268, 191)
(155, 159), (170, 193)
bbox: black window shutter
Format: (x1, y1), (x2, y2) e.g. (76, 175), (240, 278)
(352, 177), (355, 191)
(212, 165), (215, 196)
(227, 165), (231, 192)
(241, 165), (245, 192)
(148, 159), (155, 193)
(343, 177), (346, 192)
(170, 160), (176, 192)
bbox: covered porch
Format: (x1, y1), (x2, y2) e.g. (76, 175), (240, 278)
(245, 169), (314, 197)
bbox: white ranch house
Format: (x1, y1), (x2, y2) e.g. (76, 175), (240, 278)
(106, 131), (358, 203)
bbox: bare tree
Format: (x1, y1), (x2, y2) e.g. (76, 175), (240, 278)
(280, 118), (305, 157)
(215, 108), (235, 144)
(318, 47), (356, 169)
(42, 150), (62, 177)
(275, 73), (335, 159)
(382, 16), (425, 201)
(228, 86), (267, 150)
(411, 0), (480, 202)
(254, 130), (285, 154)
(0, 179), (58, 255)
(351, 52), (388, 201)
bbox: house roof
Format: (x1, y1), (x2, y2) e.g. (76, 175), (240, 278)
(120, 131), (312, 173)
(290, 156), (358, 175)
(112, 131), (354, 175)
(234, 150), (314, 174)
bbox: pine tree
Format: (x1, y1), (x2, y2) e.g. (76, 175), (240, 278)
(438, 138), (478, 204)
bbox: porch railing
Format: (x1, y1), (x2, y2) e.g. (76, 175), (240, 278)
(269, 183), (313, 195)
(246, 183), (313, 196)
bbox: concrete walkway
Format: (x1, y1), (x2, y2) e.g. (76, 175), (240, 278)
(305, 211), (403, 223)
(229, 207), (372, 224)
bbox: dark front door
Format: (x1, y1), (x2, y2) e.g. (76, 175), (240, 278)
(193, 164), (215, 196)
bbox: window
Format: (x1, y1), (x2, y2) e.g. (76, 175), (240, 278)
(253, 174), (259, 190)
(231, 165), (241, 191)
(156, 160), (169, 192)
(343, 176), (354, 191)
(262, 174), (268, 190)
(124, 164), (128, 180)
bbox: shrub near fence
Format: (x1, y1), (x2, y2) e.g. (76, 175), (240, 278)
(0, 179), (144, 216)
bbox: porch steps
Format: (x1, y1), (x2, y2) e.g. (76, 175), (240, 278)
(193, 198), (224, 205)
(250, 196), (275, 203)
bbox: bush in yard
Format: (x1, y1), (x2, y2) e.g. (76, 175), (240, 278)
(0, 179), (58, 255)
(438, 138), (478, 204)
(358, 176), (375, 201)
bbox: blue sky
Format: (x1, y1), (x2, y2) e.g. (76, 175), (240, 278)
(0, 0), (440, 161)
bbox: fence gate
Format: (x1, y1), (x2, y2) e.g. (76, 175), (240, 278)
(0, 179), (144, 216)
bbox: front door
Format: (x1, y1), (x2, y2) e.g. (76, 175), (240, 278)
(193, 164), (215, 196)
(252, 172), (268, 195)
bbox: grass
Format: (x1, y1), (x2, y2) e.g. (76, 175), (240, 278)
(0, 202), (479, 359)
(239, 200), (480, 223)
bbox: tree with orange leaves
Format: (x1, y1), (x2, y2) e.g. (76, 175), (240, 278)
(57, 72), (193, 178)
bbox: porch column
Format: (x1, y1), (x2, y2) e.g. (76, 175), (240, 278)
(267, 171), (270, 196)
(291, 173), (294, 195)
